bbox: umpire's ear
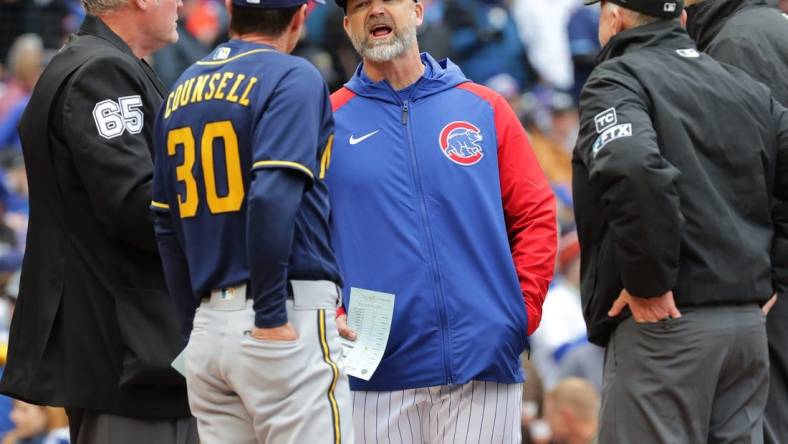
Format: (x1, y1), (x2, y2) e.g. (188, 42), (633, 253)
(133, 0), (154, 11)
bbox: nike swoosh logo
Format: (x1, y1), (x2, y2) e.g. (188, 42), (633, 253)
(349, 130), (380, 145)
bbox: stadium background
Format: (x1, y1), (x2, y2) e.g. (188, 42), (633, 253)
(0, 0), (786, 442)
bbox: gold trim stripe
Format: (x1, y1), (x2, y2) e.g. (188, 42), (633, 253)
(252, 160), (315, 180)
(320, 135), (334, 180)
(196, 49), (276, 66)
(150, 200), (170, 210)
(318, 309), (341, 444)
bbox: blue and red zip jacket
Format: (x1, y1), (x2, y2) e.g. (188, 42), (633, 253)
(328, 53), (557, 391)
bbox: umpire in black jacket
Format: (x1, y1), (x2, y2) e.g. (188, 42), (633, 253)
(573, 0), (788, 442)
(686, 0), (788, 103)
(684, 1), (788, 442)
(0, 1), (196, 443)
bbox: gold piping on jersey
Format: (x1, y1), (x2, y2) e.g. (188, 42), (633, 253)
(319, 135), (334, 180)
(318, 309), (342, 444)
(252, 160), (314, 180)
(150, 200), (170, 210)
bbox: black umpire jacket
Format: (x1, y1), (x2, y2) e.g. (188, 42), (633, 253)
(572, 21), (788, 346)
(686, 0), (788, 105)
(0, 16), (190, 418)
(685, 2), (788, 442)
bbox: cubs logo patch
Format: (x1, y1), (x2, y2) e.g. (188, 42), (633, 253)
(439, 121), (484, 166)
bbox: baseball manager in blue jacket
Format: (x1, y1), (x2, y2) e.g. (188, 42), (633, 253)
(328, 0), (558, 441)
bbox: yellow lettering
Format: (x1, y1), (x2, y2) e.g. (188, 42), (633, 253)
(171, 83), (184, 112)
(239, 76), (258, 107)
(225, 74), (245, 103)
(179, 78), (196, 107)
(191, 75), (209, 104)
(214, 71), (234, 100)
(204, 73), (222, 100)
(164, 91), (175, 119)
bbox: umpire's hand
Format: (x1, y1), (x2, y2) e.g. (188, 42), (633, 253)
(762, 294), (778, 316)
(337, 315), (357, 341)
(251, 322), (299, 341)
(608, 289), (683, 323)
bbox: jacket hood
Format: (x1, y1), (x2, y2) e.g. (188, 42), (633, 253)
(344, 52), (468, 104)
(596, 20), (695, 64)
(685, 0), (772, 50)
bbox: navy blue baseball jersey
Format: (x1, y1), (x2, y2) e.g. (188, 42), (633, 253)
(151, 40), (341, 304)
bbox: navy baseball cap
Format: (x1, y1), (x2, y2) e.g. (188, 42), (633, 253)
(232, 0), (323, 8)
(584, 0), (684, 18)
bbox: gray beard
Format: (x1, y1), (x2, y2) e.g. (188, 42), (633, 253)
(351, 22), (417, 62)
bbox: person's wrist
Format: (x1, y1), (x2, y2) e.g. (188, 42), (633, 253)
(254, 311), (288, 329)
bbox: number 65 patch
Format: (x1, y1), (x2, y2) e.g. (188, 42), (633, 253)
(92, 95), (144, 139)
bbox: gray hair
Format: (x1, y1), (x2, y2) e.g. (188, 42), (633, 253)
(80, 0), (129, 15)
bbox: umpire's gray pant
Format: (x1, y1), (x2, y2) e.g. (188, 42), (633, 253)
(184, 281), (354, 444)
(600, 304), (769, 444)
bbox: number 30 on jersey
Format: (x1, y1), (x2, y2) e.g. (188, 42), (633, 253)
(167, 121), (244, 218)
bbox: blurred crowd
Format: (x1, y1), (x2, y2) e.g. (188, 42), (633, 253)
(1, 0), (787, 443)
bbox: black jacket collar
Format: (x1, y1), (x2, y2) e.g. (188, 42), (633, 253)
(77, 15), (167, 98)
(596, 20), (695, 64)
(78, 15), (137, 58)
(685, 0), (772, 50)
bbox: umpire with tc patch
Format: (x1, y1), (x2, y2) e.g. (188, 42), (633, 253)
(573, 0), (788, 442)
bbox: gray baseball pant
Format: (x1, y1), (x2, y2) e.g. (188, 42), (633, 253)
(600, 304), (769, 444)
(184, 280), (354, 444)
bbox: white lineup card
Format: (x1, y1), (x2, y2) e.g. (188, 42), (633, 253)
(171, 347), (187, 378)
(340, 288), (395, 381)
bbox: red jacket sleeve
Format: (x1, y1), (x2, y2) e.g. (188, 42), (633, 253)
(492, 93), (557, 335)
(458, 83), (557, 334)
(459, 83), (557, 335)
(493, 96), (558, 335)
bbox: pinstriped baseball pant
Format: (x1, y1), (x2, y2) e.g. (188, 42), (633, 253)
(352, 381), (523, 444)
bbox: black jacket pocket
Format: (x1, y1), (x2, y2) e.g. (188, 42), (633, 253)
(583, 233), (624, 347)
(114, 287), (185, 388)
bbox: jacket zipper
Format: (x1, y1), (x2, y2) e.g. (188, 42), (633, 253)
(400, 99), (453, 385)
